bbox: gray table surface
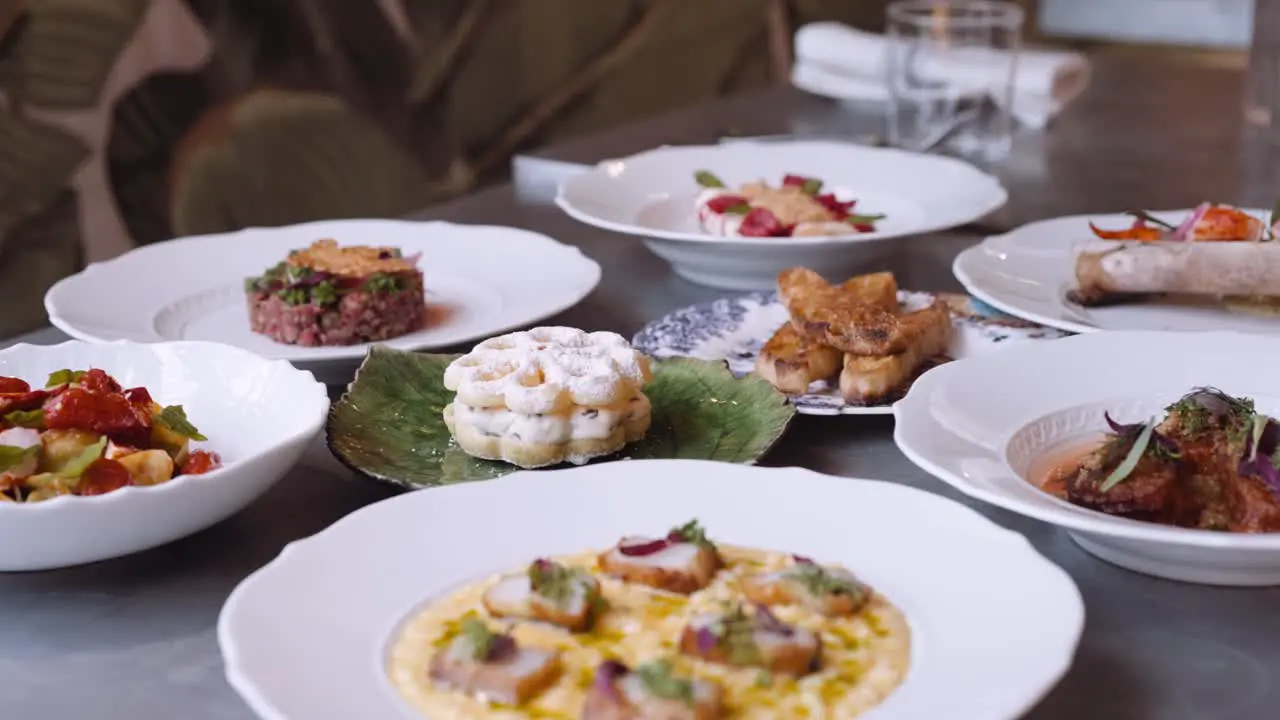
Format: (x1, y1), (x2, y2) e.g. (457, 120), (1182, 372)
(7, 51), (1280, 720)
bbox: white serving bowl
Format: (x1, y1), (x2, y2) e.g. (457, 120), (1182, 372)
(556, 141), (1007, 290)
(0, 340), (328, 570)
(219, 460), (1082, 720)
(894, 330), (1280, 586)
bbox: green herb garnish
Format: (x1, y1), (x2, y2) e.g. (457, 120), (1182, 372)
(311, 280), (338, 307)
(55, 435), (107, 480)
(634, 660), (694, 705)
(1099, 420), (1155, 492)
(785, 562), (859, 597)
(154, 405), (207, 441)
(363, 273), (402, 294)
(722, 203), (752, 215)
(719, 606), (761, 665)
(458, 617), (497, 660)
(279, 287), (309, 306)
(45, 369), (86, 388)
(0, 444), (39, 473)
(2, 409), (44, 429)
(800, 178), (823, 195)
(846, 213), (886, 224)
(668, 519), (715, 549)
(243, 277), (261, 293)
(694, 170), (725, 189)
(528, 560), (589, 608)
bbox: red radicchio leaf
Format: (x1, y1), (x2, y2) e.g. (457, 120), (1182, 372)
(1104, 411), (1143, 436)
(739, 208), (789, 237)
(753, 605), (792, 636)
(706, 195), (751, 213)
(287, 270), (332, 288)
(694, 626), (720, 652)
(593, 660), (629, 699)
(618, 537), (671, 556)
(485, 633), (517, 662)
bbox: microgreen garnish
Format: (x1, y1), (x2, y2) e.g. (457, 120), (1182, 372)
(457, 616), (515, 662)
(694, 170), (725, 189)
(154, 405), (207, 441)
(311, 280), (338, 307)
(785, 562), (859, 596)
(1099, 420), (1156, 492)
(528, 559), (590, 608)
(634, 659), (694, 705)
(667, 519), (715, 549)
(364, 273), (402, 294)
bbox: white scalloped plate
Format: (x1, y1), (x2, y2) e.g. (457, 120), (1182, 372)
(952, 209), (1280, 334)
(894, 330), (1280, 585)
(45, 220), (601, 377)
(0, 340), (327, 570)
(556, 141), (1007, 290)
(633, 290), (1068, 415)
(219, 460), (1082, 720)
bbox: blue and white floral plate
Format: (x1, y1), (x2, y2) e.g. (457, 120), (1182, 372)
(633, 291), (1070, 415)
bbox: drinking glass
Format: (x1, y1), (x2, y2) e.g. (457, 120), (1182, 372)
(885, 0), (1024, 161)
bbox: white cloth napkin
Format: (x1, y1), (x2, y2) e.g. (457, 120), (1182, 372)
(791, 22), (1091, 129)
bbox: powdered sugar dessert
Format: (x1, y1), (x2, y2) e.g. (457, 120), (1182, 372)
(693, 170), (885, 238)
(442, 327), (653, 468)
(244, 239), (425, 346)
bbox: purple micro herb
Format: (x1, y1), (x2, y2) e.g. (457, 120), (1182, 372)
(1239, 416), (1280, 497)
(753, 605), (793, 636)
(694, 626), (720, 652)
(593, 660), (628, 700)
(792, 554), (815, 565)
(618, 537), (670, 557)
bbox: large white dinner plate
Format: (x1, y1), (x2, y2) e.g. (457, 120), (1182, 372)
(894, 330), (1280, 586)
(556, 141), (1008, 290)
(45, 219), (601, 371)
(0, 340), (327, 570)
(219, 460), (1082, 720)
(953, 209), (1280, 334)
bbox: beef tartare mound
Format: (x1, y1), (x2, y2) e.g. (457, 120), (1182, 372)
(245, 239), (425, 347)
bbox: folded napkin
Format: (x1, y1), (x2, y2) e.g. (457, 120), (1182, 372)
(791, 22), (1091, 129)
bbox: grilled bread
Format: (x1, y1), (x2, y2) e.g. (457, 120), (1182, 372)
(838, 301), (952, 405)
(753, 323), (842, 393)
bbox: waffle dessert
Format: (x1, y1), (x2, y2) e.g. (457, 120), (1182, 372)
(442, 327), (653, 468)
(245, 239), (425, 346)
(755, 268), (952, 406)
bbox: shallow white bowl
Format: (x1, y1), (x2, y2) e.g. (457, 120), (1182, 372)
(894, 330), (1280, 586)
(0, 341), (328, 570)
(45, 219), (601, 381)
(556, 141), (1007, 290)
(219, 459), (1082, 720)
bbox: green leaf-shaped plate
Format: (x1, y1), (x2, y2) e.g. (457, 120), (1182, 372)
(327, 346), (796, 488)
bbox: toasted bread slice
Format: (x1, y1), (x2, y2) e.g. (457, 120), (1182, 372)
(754, 323), (842, 393)
(839, 301), (952, 405)
(778, 268), (911, 355)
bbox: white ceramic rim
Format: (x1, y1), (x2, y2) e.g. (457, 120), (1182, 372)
(219, 460), (1083, 720)
(555, 141), (1008, 246)
(0, 339), (328, 514)
(893, 330), (1280, 549)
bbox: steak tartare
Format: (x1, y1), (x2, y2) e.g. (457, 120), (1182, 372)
(245, 239), (426, 346)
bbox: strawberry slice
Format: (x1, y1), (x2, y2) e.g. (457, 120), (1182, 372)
(705, 194), (751, 213)
(739, 208), (790, 237)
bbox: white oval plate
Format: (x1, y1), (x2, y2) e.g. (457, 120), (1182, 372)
(953, 209), (1280, 335)
(894, 330), (1280, 586)
(556, 141), (1007, 290)
(218, 460), (1083, 720)
(45, 219), (602, 369)
(633, 290), (1068, 415)
(0, 340), (327, 570)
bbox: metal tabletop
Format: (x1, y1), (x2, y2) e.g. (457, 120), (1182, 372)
(6, 51), (1280, 720)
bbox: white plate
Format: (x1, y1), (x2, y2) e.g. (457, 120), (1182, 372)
(953, 209), (1280, 334)
(218, 459), (1083, 720)
(556, 141), (1007, 290)
(894, 330), (1280, 586)
(45, 220), (602, 375)
(0, 340), (327, 570)
(633, 290), (1068, 415)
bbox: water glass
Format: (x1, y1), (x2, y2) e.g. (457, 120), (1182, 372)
(885, 0), (1024, 161)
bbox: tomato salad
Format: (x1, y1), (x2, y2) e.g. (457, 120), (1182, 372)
(0, 368), (221, 503)
(693, 170), (885, 238)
